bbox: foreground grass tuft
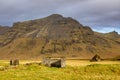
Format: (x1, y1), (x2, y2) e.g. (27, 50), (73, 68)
(0, 64), (120, 80)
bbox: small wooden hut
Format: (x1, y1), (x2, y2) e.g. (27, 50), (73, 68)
(10, 59), (19, 66)
(90, 54), (101, 62)
(42, 57), (66, 68)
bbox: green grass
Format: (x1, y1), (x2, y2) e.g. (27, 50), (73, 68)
(0, 63), (120, 80)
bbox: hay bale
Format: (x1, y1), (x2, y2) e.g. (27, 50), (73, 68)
(0, 66), (5, 71)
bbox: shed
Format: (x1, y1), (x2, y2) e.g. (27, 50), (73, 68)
(90, 54), (101, 62)
(10, 59), (19, 65)
(42, 57), (66, 67)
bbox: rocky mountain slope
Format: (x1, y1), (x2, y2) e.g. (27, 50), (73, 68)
(0, 14), (120, 59)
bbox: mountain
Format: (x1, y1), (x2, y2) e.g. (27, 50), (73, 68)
(0, 14), (120, 59)
(104, 31), (120, 40)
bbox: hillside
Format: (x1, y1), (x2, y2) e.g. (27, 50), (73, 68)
(0, 14), (120, 59)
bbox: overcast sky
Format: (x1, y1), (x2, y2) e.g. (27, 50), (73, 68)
(0, 0), (120, 34)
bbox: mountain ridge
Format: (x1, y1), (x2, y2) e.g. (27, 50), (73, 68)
(0, 14), (120, 59)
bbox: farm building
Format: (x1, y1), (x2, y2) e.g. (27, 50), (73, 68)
(42, 57), (66, 68)
(90, 54), (101, 62)
(10, 59), (19, 65)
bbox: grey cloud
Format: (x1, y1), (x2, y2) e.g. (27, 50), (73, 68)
(0, 0), (120, 33)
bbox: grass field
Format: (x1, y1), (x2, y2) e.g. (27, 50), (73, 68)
(0, 60), (120, 80)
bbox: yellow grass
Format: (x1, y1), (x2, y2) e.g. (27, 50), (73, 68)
(0, 60), (120, 80)
(66, 60), (120, 66)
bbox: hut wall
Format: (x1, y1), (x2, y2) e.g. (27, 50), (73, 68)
(42, 57), (66, 67)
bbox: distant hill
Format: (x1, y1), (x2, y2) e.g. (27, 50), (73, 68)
(0, 14), (120, 59)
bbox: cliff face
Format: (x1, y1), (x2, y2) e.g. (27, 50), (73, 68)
(0, 14), (120, 59)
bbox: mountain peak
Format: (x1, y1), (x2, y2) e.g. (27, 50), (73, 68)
(103, 30), (120, 39)
(47, 14), (63, 19)
(109, 30), (118, 35)
(112, 30), (118, 34)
